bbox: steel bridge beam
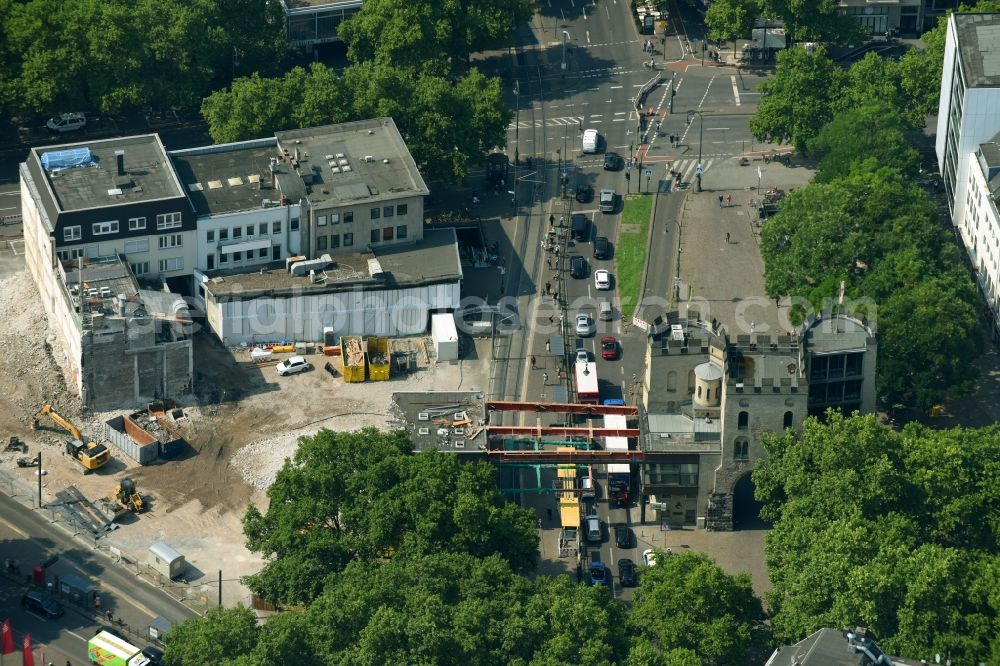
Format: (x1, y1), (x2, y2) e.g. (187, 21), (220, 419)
(487, 400), (638, 416)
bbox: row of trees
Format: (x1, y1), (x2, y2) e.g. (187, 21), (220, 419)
(754, 413), (1000, 662)
(705, 0), (866, 46)
(164, 429), (770, 666)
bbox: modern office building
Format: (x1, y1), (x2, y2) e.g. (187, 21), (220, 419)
(280, 0), (362, 49)
(964, 132), (1000, 342)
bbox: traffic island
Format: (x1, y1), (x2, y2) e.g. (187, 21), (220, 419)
(615, 193), (654, 322)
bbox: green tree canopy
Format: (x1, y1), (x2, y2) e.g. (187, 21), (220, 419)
(628, 552), (770, 665)
(807, 104), (919, 182)
(163, 605), (259, 666)
(704, 0), (759, 47)
(242, 428), (538, 606)
(755, 413), (1000, 661)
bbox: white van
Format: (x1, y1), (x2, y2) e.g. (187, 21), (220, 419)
(580, 475), (596, 498)
(582, 129), (598, 154)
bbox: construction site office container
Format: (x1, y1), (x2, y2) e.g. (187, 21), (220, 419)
(104, 416), (159, 464)
(148, 541), (186, 580)
(367, 336), (390, 381)
(341, 336), (367, 382)
(431, 313), (459, 361)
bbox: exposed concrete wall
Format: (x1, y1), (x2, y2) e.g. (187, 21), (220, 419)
(83, 332), (192, 410)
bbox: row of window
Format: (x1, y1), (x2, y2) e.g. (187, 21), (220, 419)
(131, 258), (183, 273)
(315, 204), (408, 227)
(63, 213), (182, 241)
(207, 220), (293, 244)
(736, 410), (794, 430)
(317, 233), (352, 251)
(205, 245), (281, 270)
(647, 463), (698, 487)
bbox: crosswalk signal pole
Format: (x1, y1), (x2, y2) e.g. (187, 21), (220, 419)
(625, 169), (631, 194)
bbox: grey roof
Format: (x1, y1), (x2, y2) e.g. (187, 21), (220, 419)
(804, 315), (873, 355)
(281, 0), (360, 10)
(766, 628), (924, 666)
(30, 134), (184, 212)
(170, 138), (287, 217)
(954, 14), (1000, 88)
(389, 391), (487, 453)
(202, 228), (462, 298)
(273, 118), (428, 207)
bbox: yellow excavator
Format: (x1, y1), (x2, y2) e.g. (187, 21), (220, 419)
(112, 478), (145, 513)
(30, 405), (110, 474)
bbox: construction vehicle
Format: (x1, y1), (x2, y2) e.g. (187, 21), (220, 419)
(30, 405), (110, 473)
(113, 478), (145, 513)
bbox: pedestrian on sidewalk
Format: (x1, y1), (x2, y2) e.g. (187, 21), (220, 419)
(545, 281), (551, 294)
(543, 372), (549, 384)
(726, 232), (730, 244)
(106, 609), (113, 622)
(726, 194), (732, 206)
(549, 315), (554, 324)
(530, 355), (536, 369)
(549, 214), (555, 226)
(94, 594), (102, 610)
(559, 214), (565, 226)
(718, 194), (724, 207)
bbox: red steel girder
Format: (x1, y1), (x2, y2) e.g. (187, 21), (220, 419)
(486, 400), (638, 416)
(485, 449), (645, 463)
(486, 426), (640, 437)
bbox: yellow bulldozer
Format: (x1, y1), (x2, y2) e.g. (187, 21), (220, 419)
(30, 405), (110, 474)
(113, 478), (145, 513)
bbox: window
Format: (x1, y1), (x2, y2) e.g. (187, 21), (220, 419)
(330, 234), (340, 249)
(737, 411), (749, 430)
(370, 229), (380, 244)
(206, 255), (215, 270)
(158, 257), (183, 272)
(124, 238), (149, 254)
(344, 211), (354, 224)
(59, 249), (84, 261)
(396, 204), (408, 216)
(648, 463), (698, 486)
(220, 253), (229, 264)
(206, 230), (215, 243)
(382, 226), (394, 241)
(130, 261), (149, 276)
(330, 213), (340, 224)
(370, 207), (380, 220)
(233, 251), (243, 262)
(783, 411), (793, 429)
(317, 236), (327, 251)
(128, 217), (146, 231)
(92, 221), (119, 235)
(259, 223), (268, 235)
(383, 205), (394, 218)
(64, 226), (81, 242)
(158, 234), (182, 249)
(246, 225), (254, 237)
(272, 221), (281, 234)
(156, 212), (182, 230)
(219, 229), (229, 241)
(343, 233), (353, 247)
(396, 225), (407, 239)
(232, 227), (242, 239)
(290, 217), (300, 231)
(258, 248), (268, 258)
(272, 245), (281, 260)
(317, 215), (327, 227)
(734, 437), (749, 461)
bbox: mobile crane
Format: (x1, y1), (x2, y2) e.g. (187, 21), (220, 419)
(30, 405), (110, 473)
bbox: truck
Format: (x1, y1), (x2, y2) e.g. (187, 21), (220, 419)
(87, 630), (150, 666)
(574, 361), (599, 404)
(604, 414), (631, 507)
(366, 336), (390, 381)
(588, 552), (609, 587)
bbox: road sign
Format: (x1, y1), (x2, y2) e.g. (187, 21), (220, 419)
(644, 168), (652, 178)
(695, 163), (704, 175)
(626, 159), (633, 170)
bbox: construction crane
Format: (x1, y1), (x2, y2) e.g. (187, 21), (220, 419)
(30, 405), (110, 473)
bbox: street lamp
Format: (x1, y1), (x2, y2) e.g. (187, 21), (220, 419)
(562, 31), (569, 70)
(686, 110), (704, 192)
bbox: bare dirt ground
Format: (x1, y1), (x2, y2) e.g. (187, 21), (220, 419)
(0, 260), (492, 605)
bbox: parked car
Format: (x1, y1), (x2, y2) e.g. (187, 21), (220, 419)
(576, 313), (594, 337)
(594, 269), (611, 290)
(618, 558), (637, 587)
(576, 349), (590, 363)
(46, 112), (86, 133)
(593, 236), (610, 259)
(604, 151), (623, 170)
(21, 591), (64, 619)
(575, 183), (594, 203)
(570, 255), (588, 278)
(276, 355), (311, 376)
(614, 524), (632, 549)
(599, 188), (616, 213)
(582, 128), (599, 153)
(601, 335), (619, 359)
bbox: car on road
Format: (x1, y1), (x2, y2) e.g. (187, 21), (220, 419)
(570, 255), (588, 279)
(589, 561), (609, 586)
(593, 236), (610, 259)
(582, 128), (599, 153)
(571, 213), (589, 241)
(276, 355), (311, 376)
(576, 349), (590, 363)
(21, 591), (64, 618)
(594, 269), (611, 290)
(142, 646), (165, 665)
(643, 548), (658, 567)
(575, 183), (594, 203)
(46, 112), (86, 133)
(601, 335), (619, 360)
(576, 313), (594, 337)
(614, 524), (633, 549)
(599, 188), (616, 213)
(618, 558), (637, 587)
(604, 152), (623, 170)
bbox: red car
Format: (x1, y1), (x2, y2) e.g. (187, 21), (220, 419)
(601, 336), (618, 360)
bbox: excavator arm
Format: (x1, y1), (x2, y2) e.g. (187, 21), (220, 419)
(30, 405), (83, 441)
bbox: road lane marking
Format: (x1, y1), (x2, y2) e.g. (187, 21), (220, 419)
(66, 630), (89, 642)
(731, 76), (741, 106)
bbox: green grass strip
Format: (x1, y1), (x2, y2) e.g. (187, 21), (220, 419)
(615, 193), (653, 322)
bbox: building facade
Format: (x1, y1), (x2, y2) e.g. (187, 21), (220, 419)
(964, 134), (1000, 342)
(280, 0), (361, 49)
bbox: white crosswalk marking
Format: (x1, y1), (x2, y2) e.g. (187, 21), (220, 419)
(507, 116), (585, 130)
(669, 158), (715, 181)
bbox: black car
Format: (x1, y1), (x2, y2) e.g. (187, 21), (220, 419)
(142, 646), (165, 665)
(593, 236), (610, 259)
(21, 591), (64, 619)
(614, 524), (632, 549)
(570, 213), (589, 241)
(575, 183), (594, 203)
(618, 558), (637, 587)
(570, 255), (588, 279)
(604, 152), (624, 171)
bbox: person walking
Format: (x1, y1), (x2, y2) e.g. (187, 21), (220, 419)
(726, 232), (731, 244)
(726, 194), (732, 206)
(718, 194), (724, 207)
(530, 355), (536, 369)
(549, 214), (555, 226)
(94, 594), (102, 610)
(545, 281), (551, 294)
(542, 372), (549, 384)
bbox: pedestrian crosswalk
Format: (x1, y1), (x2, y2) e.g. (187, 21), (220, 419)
(661, 158), (716, 183)
(508, 116), (584, 130)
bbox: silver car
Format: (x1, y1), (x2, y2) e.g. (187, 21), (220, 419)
(575, 314), (594, 337)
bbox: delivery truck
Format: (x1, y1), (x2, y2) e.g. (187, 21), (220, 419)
(87, 630), (150, 666)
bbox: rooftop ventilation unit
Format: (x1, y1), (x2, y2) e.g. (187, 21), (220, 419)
(454, 440), (465, 448)
(417, 412), (430, 420)
(418, 427), (430, 435)
(364, 155), (374, 163)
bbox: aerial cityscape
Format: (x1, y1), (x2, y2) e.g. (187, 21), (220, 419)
(0, 0), (998, 664)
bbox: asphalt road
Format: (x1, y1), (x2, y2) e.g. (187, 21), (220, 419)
(0, 491), (197, 663)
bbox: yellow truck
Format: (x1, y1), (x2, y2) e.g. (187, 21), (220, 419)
(342, 336), (366, 382)
(367, 337), (390, 381)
